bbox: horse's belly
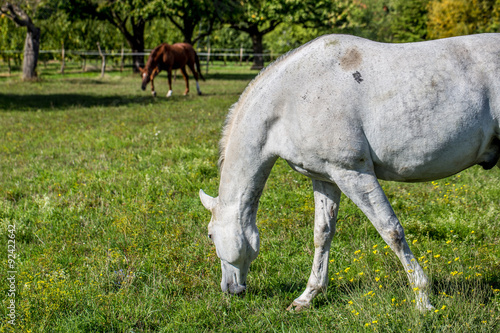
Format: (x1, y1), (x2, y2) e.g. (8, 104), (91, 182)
(369, 130), (487, 182)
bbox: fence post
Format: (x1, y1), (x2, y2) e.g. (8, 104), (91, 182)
(240, 45), (243, 66)
(97, 42), (106, 78)
(205, 40), (211, 76)
(60, 42), (65, 74)
(120, 45), (124, 72)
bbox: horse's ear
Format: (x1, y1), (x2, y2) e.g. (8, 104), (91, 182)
(199, 189), (217, 211)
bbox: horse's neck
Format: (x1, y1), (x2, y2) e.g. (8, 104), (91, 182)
(148, 57), (159, 71)
(219, 152), (275, 208)
(218, 110), (277, 211)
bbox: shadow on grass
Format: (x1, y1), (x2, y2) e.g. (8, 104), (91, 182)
(430, 274), (500, 305)
(250, 281), (306, 299)
(0, 93), (155, 112)
(207, 72), (257, 81)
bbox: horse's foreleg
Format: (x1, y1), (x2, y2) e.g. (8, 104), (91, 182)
(150, 79), (156, 97)
(287, 180), (341, 311)
(180, 67), (189, 96)
(166, 70), (173, 98)
(333, 169), (434, 311)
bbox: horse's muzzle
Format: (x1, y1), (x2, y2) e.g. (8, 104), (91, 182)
(141, 85), (146, 91)
(227, 283), (247, 295)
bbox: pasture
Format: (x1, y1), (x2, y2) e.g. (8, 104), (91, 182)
(1, 63), (499, 332)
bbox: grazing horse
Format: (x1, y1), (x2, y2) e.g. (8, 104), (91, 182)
(199, 34), (500, 311)
(140, 43), (204, 97)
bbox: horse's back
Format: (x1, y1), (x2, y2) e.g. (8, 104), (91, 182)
(241, 34), (500, 182)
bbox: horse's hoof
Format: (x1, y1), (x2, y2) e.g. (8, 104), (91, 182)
(198, 91), (202, 96)
(415, 292), (434, 311)
(166, 90), (172, 98)
(286, 301), (310, 312)
(152, 91), (157, 97)
(416, 299), (434, 311)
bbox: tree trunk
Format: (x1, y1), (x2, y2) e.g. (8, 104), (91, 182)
(120, 46), (124, 72)
(182, 17), (195, 45)
(125, 19), (145, 73)
(131, 51), (144, 73)
(22, 25), (40, 80)
(250, 33), (264, 70)
(97, 42), (106, 78)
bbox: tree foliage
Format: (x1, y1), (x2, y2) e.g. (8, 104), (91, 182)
(0, 11), (24, 50)
(59, 0), (161, 71)
(389, 0), (430, 42)
(157, 0), (220, 45)
(220, 0), (302, 69)
(427, 0), (500, 39)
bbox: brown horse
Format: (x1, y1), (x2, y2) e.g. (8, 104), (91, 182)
(140, 43), (205, 97)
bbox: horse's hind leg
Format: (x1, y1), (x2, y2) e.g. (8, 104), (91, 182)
(187, 62), (202, 95)
(287, 180), (341, 311)
(333, 169), (433, 311)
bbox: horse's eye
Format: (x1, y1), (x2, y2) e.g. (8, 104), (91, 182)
(208, 234), (212, 239)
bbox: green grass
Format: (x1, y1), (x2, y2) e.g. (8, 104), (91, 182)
(1, 62), (499, 332)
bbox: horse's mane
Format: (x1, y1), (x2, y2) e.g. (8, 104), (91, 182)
(145, 44), (165, 71)
(218, 36), (326, 171)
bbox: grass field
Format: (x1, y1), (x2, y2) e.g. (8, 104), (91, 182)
(1, 62), (500, 332)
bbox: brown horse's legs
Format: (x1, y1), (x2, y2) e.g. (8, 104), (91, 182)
(180, 67), (189, 96)
(167, 69), (173, 98)
(187, 63), (202, 95)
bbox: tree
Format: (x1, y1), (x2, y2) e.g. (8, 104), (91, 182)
(389, 0), (430, 42)
(427, 0), (500, 39)
(0, 1), (42, 79)
(264, 1), (393, 56)
(221, 0), (303, 70)
(159, 0), (220, 45)
(60, 0), (160, 72)
(0, 10), (25, 71)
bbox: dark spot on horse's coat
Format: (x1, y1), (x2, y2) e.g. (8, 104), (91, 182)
(340, 48), (362, 71)
(389, 230), (404, 253)
(353, 71), (363, 84)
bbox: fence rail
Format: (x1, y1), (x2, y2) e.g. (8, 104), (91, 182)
(0, 48), (281, 76)
(0, 48), (276, 58)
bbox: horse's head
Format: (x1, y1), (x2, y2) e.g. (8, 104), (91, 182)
(139, 67), (149, 90)
(199, 189), (259, 295)
(139, 66), (159, 91)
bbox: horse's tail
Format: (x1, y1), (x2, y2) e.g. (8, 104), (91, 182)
(195, 51), (205, 81)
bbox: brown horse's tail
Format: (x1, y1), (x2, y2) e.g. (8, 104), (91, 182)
(195, 52), (205, 81)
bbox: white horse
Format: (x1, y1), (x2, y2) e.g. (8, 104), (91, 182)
(199, 34), (500, 311)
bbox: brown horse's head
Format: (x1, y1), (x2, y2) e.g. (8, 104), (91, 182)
(139, 66), (153, 90)
(140, 66), (156, 91)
